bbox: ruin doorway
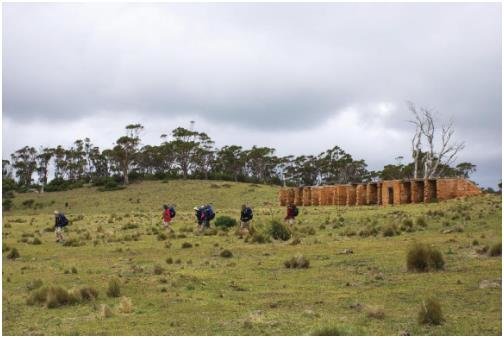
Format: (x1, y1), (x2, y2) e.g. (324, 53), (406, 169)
(388, 187), (394, 205)
(403, 182), (412, 203)
(416, 181), (425, 202)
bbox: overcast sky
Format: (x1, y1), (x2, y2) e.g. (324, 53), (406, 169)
(3, 2), (502, 188)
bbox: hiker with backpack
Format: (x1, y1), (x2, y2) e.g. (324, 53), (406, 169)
(162, 204), (175, 231)
(54, 210), (69, 243)
(239, 204), (253, 234)
(285, 203), (298, 226)
(194, 204), (215, 231)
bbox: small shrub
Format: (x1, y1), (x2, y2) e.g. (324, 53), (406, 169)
(181, 242), (193, 249)
(382, 225), (399, 237)
(3, 199), (13, 211)
(220, 249), (233, 258)
(284, 255), (310, 269)
(22, 199), (35, 208)
(99, 304), (113, 319)
(157, 233), (167, 241)
(406, 243), (445, 272)
(2, 243), (11, 253)
(7, 247), (20, 260)
(107, 278), (121, 298)
(415, 216), (428, 227)
(117, 297), (133, 313)
(489, 242), (501, 257)
(79, 286), (98, 301)
(31, 237), (42, 245)
(215, 216), (237, 229)
(366, 305), (385, 320)
(472, 239), (479, 246)
(153, 265), (164, 275)
(269, 219), (291, 241)
(71, 267), (78, 274)
(418, 298), (444, 325)
(166, 257), (173, 264)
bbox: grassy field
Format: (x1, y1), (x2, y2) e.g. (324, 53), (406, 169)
(2, 180), (502, 335)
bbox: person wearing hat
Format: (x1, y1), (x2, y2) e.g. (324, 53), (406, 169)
(194, 206), (204, 231)
(54, 210), (69, 243)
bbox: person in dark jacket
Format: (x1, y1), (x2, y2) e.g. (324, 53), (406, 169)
(162, 204), (173, 231)
(54, 210), (68, 242)
(239, 204), (253, 234)
(284, 203), (298, 226)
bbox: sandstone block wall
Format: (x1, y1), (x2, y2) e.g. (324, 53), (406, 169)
(278, 178), (482, 207)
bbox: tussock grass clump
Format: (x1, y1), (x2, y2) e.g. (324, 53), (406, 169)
(166, 257), (173, 264)
(6, 247), (20, 260)
(418, 298), (444, 325)
(415, 216), (428, 227)
(489, 242), (501, 256)
(30, 237), (42, 245)
(366, 305), (385, 319)
(215, 216), (237, 229)
(79, 286), (98, 301)
(284, 255), (310, 269)
(181, 242), (193, 249)
(107, 278), (121, 298)
(268, 219), (291, 241)
(406, 243), (445, 272)
(153, 265), (164, 275)
(220, 249), (233, 258)
(157, 233), (167, 241)
(99, 304), (113, 319)
(382, 225), (400, 237)
(117, 296), (133, 313)
(27, 286), (92, 308)
(359, 225), (379, 238)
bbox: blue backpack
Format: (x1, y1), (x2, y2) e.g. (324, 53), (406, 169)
(169, 207), (176, 218)
(243, 207), (253, 220)
(59, 214), (69, 227)
(205, 205), (215, 220)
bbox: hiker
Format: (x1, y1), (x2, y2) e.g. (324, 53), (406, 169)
(194, 204), (215, 231)
(162, 204), (175, 231)
(239, 204), (253, 234)
(285, 203), (298, 226)
(54, 210), (69, 242)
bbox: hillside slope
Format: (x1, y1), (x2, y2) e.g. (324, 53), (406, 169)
(5, 180), (280, 215)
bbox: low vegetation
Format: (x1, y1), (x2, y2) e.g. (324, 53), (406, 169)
(1, 181), (501, 335)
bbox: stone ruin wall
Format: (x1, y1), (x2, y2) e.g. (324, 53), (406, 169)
(278, 178), (482, 207)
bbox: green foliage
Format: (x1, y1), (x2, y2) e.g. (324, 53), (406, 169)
(415, 216), (428, 227)
(418, 298), (444, 325)
(107, 278), (121, 298)
(3, 199), (13, 211)
(407, 243), (445, 272)
(268, 219), (291, 241)
(220, 249), (233, 258)
(215, 216), (237, 229)
(22, 199), (35, 208)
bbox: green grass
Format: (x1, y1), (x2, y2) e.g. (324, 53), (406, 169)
(2, 180), (502, 335)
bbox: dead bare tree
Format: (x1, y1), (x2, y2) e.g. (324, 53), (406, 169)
(407, 102), (424, 179)
(407, 102), (465, 179)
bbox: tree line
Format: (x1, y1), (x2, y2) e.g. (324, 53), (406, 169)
(3, 119), (476, 195)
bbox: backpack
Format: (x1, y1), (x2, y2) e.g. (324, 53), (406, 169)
(169, 207), (176, 218)
(243, 207), (253, 220)
(60, 214), (69, 227)
(292, 206), (299, 217)
(205, 205), (215, 220)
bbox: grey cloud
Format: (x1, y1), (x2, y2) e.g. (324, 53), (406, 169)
(2, 2), (501, 187)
